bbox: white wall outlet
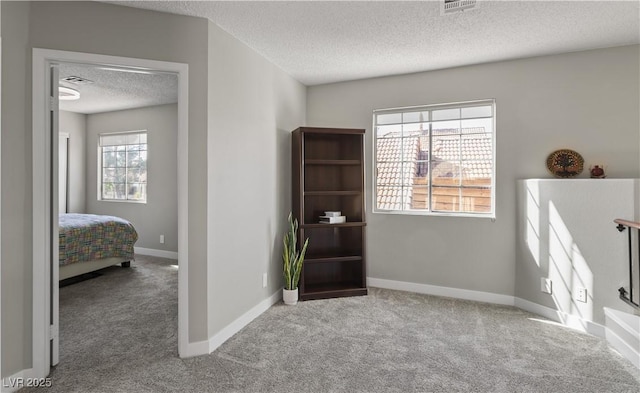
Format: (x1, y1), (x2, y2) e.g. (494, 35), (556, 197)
(262, 273), (268, 288)
(160, 235), (165, 244)
(576, 287), (587, 303)
(541, 277), (552, 294)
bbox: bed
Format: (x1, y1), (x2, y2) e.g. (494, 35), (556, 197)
(59, 213), (139, 280)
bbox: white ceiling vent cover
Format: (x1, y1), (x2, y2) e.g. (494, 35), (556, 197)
(60, 76), (94, 85)
(442, 0), (478, 15)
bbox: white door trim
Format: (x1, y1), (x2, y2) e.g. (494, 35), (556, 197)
(32, 48), (189, 377)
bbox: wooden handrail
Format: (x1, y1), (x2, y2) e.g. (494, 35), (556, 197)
(614, 218), (640, 230)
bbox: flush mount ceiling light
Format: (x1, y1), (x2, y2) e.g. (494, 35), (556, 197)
(59, 86), (80, 101)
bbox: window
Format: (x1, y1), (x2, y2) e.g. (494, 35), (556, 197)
(373, 99), (495, 217)
(99, 131), (147, 202)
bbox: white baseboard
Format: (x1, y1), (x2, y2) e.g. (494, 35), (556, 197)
(134, 247), (178, 260)
(208, 289), (282, 353)
(514, 297), (606, 338)
(180, 339), (211, 359)
(1, 368), (36, 393)
(367, 277), (516, 306)
(177, 290), (282, 359)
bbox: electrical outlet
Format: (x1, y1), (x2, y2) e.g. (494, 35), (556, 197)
(576, 287), (587, 303)
(262, 273), (268, 288)
(541, 278), (552, 294)
(160, 235), (165, 244)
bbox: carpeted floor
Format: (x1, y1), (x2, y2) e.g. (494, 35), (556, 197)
(23, 254), (640, 392)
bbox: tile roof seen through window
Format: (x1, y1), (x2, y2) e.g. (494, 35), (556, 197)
(376, 128), (492, 211)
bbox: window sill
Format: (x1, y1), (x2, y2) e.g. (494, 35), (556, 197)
(98, 199), (147, 205)
(372, 209), (495, 220)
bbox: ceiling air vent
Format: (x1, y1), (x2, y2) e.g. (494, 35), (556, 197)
(442, 0), (478, 14)
(60, 75), (94, 85)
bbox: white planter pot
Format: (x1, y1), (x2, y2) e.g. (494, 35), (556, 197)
(283, 288), (299, 305)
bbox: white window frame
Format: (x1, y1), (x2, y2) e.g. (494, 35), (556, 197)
(372, 99), (496, 218)
(98, 130), (148, 203)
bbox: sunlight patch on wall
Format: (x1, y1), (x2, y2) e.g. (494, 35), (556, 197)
(526, 182), (541, 267)
(548, 201), (594, 323)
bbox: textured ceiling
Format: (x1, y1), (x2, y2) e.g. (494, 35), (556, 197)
(58, 63), (178, 114)
(108, 0), (640, 86)
(69, 0), (639, 113)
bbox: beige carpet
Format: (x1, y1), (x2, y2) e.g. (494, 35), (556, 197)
(22, 255), (640, 392)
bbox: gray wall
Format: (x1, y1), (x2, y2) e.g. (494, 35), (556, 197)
(1, 0), (31, 377)
(516, 179), (638, 327)
(206, 22), (306, 334)
(59, 110), (86, 213)
(2, 1), (210, 376)
(85, 104), (178, 253)
(307, 45), (639, 298)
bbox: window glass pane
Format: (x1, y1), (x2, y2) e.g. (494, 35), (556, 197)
(401, 161), (417, 186)
(432, 162), (461, 186)
(408, 186), (429, 211)
(127, 150), (140, 167)
(139, 151), (147, 168)
(116, 152), (126, 167)
(462, 162), (492, 187)
(102, 182), (115, 199)
(461, 188), (492, 213)
(103, 168), (117, 182)
(103, 152), (117, 168)
(376, 124), (401, 138)
(114, 168), (126, 183)
(128, 183), (146, 201)
(461, 105), (492, 119)
(402, 122), (429, 137)
(432, 186), (461, 212)
(432, 108), (460, 121)
(377, 186), (405, 210)
(461, 118), (492, 134)
(376, 161), (403, 186)
(432, 120), (460, 134)
(376, 113), (402, 125)
(102, 146), (115, 153)
(402, 111), (429, 123)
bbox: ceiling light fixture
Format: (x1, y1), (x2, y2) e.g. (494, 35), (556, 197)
(59, 86), (81, 101)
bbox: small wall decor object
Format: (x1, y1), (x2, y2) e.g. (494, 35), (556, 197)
(590, 165), (606, 179)
(546, 149), (584, 178)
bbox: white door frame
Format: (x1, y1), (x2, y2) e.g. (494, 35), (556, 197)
(32, 48), (190, 377)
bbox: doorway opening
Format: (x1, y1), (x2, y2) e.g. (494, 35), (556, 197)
(32, 49), (189, 378)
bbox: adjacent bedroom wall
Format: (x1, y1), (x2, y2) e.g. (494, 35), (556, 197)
(306, 45), (640, 301)
(59, 110), (86, 213)
(85, 104), (178, 254)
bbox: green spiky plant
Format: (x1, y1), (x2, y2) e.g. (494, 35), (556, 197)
(283, 213), (309, 291)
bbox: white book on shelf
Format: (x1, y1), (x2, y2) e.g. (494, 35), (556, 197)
(324, 211), (342, 217)
(319, 215), (346, 224)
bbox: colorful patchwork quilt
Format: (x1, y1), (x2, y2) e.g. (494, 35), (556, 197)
(59, 214), (138, 266)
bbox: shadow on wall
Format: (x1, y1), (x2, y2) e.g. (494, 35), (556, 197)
(521, 179), (636, 328)
(525, 182), (593, 325)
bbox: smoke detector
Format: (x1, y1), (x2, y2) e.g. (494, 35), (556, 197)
(442, 0), (478, 14)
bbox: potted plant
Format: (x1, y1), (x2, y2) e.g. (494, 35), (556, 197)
(282, 213), (309, 305)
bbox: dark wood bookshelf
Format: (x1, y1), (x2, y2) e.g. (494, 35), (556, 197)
(292, 127), (368, 301)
